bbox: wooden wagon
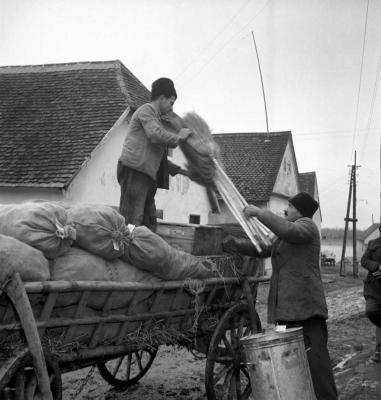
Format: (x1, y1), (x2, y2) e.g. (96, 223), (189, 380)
(0, 255), (268, 400)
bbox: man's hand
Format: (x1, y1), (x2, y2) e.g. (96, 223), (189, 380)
(243, 205), (261, 219)
(178, 128), (192, 141)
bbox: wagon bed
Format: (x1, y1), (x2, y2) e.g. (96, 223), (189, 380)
(0, 255), (269, 400)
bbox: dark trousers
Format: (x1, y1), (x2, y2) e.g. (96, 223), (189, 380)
(277, 317), (338, 400)
(365, 295), (381, 327)
(117, 161), (158, 232)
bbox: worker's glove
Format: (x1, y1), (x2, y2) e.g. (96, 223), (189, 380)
(222, 235), (259, 256)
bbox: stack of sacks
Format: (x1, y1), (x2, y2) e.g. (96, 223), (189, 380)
(0, 202), (76, 259)
(0, 234), (50, 329)
(68, 204), (130, 260)
(121, 225), (214, 281)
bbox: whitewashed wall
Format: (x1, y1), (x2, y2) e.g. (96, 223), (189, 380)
(156, 148), (211, 224)
(64, 110), (128, 206)
(64, 109), (211, 224)
(0, 187), (62, 203)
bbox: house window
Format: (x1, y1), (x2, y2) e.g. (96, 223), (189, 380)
(156, 209), (164, 220)
(189, 214), (200, 224)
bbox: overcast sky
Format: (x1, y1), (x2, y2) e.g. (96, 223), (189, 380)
(1, 0), (380, 229)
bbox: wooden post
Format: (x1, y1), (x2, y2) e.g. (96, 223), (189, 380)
(340, 167), (353, 276)
(352, 152), (358, 277)
(5, 274), (53, 400)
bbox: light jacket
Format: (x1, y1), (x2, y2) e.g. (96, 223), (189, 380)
(119, 103), (180, 181)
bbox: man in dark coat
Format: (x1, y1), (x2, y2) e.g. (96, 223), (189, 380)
(117, 78), (191, 231)
(223, 192), (337, 400)
(361, 224), (381, 362)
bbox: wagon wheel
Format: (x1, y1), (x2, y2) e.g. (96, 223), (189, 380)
(97, 347), (158, 388)
(0, 350), (62, 400)
(205, 303), (261, 400)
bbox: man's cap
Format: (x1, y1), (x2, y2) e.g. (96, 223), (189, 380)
(151, 78), (177, 100)
(289, 192), (319, 218)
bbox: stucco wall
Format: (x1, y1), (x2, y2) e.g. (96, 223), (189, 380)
(155, 148), (212, 224)
(0, 187), (63, 204)
(64, 111), (127, 206)
(272, 140), (299, 198)
(65, 111), (212, 224)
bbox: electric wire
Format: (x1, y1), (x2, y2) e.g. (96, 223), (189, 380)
(359, 51), (381, 161)
(350, 0), (370, 162)
(177, 0), (271, 89)
(174, 0), (252, 82)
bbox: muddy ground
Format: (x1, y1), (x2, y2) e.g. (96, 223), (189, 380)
(62, 265), (381, 399)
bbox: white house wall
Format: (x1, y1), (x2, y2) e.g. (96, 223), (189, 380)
(0, 187), (62, 204)
(65, 113), (211, 224)
(272, 140), (299, 198)
(155, 148), (211, 224)
(64, 114), (128, 206)
(312, 179), (322, 232)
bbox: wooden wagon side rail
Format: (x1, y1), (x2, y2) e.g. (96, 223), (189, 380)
(22, 276), (270, 293)
(0, 301), (243, 332)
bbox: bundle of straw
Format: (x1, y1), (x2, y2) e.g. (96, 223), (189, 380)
(164, 111), (272, 253)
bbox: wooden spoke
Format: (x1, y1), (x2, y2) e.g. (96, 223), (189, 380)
(213, 364), (233, 386)
(135, 351), (143, 372)
(126, 353), (132, 380)
(112, 357), (124, 378)
(234, 369), (242, 400)
(222, 334), (234, 355)
(237, 315), (245, 340)
(98, 348), (157, 389)
(222, 367), (235, 396)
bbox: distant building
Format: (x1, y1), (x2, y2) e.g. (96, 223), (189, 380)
(361, 222), (380, 246)
(299, 171), (322, 231)
(209, 132), (321, 227)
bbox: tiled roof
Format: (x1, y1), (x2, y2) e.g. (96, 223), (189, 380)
(299, 172), (316, 197)
(213, 131), (291, 203)
(0, 60), (150, 187)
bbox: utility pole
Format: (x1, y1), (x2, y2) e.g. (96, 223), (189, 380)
(340, 151), (360, 277)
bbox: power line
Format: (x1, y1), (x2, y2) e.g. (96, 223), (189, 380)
(359, 51), (381, 161)
(177, 0), (271, 89)
(350, 0), (370, 162)
(174, 0), (252, 82)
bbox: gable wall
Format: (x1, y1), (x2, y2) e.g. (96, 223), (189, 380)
(0, 187), (63, 204)
(272, 140), (300, 198)
(63, 113), (128, 206)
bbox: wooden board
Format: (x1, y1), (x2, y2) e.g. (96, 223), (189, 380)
(156, 222), (223, 255)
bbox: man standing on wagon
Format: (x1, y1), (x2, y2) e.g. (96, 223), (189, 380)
(117, 78), (191, 232)
(223, 192), (338, 400)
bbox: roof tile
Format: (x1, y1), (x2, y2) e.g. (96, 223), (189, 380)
(0, 60), (150, 187)
(213, 131), (291, 203)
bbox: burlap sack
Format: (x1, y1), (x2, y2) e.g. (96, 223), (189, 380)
(0, 234), (50, 284)
(122, 226), (213, 281)
(0, 202), (76, 259)
(68, 204), (130, 260)
(51, 247), (160, 309)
